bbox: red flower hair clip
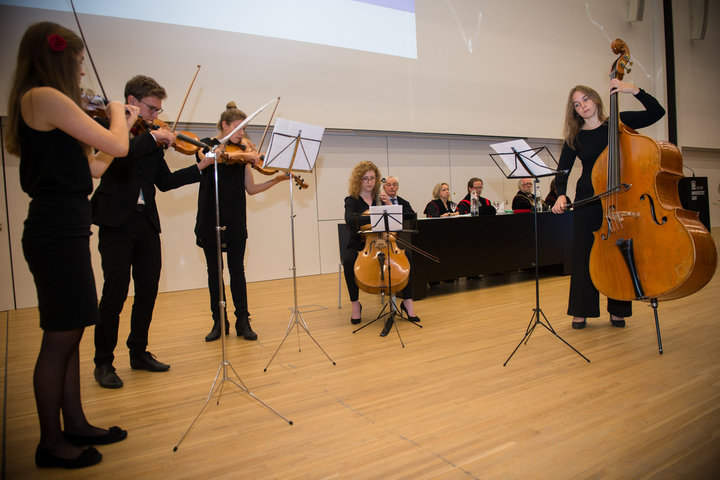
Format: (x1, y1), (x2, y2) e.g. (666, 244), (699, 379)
(46, 34), (67, 52)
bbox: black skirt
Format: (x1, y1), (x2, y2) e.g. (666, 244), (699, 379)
(23, 236), (99, 331)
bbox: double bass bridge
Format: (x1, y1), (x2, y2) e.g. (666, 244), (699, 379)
(605, 207), (640, 234)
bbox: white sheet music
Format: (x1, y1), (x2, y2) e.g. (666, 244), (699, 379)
(369, 205), (403, 232)
(490, 139), (556, 178)
(264, 118), (324, 172)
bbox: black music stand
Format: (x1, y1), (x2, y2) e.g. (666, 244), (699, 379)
(489, 141), (590, 365)
(352, 206), (422, 347)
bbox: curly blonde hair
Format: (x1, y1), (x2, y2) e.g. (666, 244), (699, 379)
(348, 161), (381, 198)
(563, 85), (607, 147)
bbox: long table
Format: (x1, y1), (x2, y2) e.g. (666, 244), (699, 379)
(406, 212), (574, 299)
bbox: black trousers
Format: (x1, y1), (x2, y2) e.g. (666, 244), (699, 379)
(202, 238), (250, 323)
(94, 209), (162, 366)
(567, 201), (632, 318)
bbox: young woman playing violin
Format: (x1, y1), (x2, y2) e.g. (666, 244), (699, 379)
(195, 102), (289, 342)
(551, 79), (665, 330)
(342, 161), (421, 332)
(6, 22), (140, 468)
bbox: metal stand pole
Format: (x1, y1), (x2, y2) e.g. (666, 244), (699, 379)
(175, 153), (292, 452)
(264, 142), (335, 371)
(503, 178), (590, 366)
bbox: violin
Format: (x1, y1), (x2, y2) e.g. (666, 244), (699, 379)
(353, 209), (410, 295)
(221, 137), (309, 189)
(132, 117), (203, 155)
(588, 39), (716, 302)
(81, 89), (108, 119)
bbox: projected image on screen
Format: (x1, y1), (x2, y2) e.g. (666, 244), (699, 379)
(3, 0), (417, 59)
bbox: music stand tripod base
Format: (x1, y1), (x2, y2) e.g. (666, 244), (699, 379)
(488, 143), (590, 366)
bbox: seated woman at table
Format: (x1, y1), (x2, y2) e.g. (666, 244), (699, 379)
(423, 182), (459, 217)
(342, 161), (421, 334)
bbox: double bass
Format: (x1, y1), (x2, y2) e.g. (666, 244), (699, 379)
(589, 39), (716, 304)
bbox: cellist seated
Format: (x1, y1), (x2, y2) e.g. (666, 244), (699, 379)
(342, 161), (420, 336)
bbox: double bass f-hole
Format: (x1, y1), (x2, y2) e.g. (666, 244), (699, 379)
(640, 193), (667, 225)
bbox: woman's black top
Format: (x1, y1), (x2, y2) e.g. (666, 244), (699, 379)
(555, 89), (665, 202)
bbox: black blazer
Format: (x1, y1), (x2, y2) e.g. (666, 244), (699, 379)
(91, 132), (201, 233)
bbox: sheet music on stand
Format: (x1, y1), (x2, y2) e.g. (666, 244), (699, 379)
(489, 139), (562, 179)
(370, 205), (403, 232)
(265, 118), (324, 172)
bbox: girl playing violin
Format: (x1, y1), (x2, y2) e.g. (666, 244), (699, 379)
(195, 102), (289, 342)
(551, 79), (665, 330)
(342, 161), (421, 334)
(6, 22), (139, 468)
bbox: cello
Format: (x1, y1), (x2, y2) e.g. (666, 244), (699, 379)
(353, 215), (411, 295)
(588, 40), (716, 317)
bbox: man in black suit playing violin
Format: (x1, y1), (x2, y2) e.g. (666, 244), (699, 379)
(91, 75), (212, 389)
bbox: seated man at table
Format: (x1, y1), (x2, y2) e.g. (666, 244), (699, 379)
(382, 176), (415, 215)
(456, 177), (496, 215)
(512, 178), (545, 213)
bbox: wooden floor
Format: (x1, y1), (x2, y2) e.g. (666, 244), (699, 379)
(2, 234), (720, 479)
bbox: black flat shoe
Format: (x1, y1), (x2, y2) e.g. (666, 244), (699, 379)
(400, 302), (420, 323)
(610, 316), (626, 328)
(350, 303), (362, 325)
(35, 445), (102, 469)
(64, 426), (127, 446)
(572, 318), (587, 329)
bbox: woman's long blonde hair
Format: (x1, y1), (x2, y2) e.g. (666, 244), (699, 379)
(348, 161), (381, 198)
(562, 85), (607, 148)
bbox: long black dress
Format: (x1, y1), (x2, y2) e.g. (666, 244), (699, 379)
(555, 89), (665, 318)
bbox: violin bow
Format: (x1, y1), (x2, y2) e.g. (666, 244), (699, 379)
(69, 0), (108, 102)
(171, 65), (201, 134)
(255, 97), (281, 154)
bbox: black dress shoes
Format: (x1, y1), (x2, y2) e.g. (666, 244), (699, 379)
(236, 317), (258, 341)
(35, 445), (102, 469)
(94, 364), (123, 389)
(130, 351), (170, 372)
(400, 302), (421, 323)
(64, 426), (127, 446)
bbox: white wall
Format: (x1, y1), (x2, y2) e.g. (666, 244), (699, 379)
(2, 0), (717, 147)
(1, 0), (719, 310)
